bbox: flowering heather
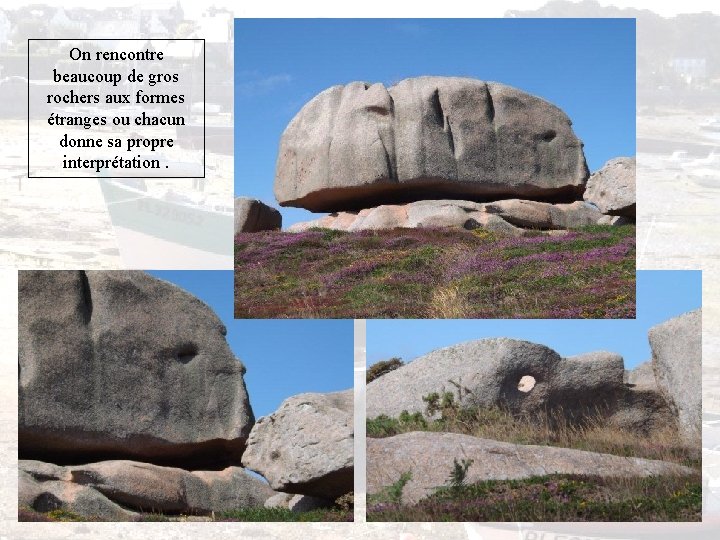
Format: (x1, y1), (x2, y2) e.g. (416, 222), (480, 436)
(234, 224), (636, 319)
(367, 473), (701, 522)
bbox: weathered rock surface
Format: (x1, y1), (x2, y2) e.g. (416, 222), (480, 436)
(367, 339), (626, 421)
(19, 459), (274, 516)
(242, 389), (353, 499)
(18, 271), (254, 470)
(19, 468), (136, 520)
(583, 157), (636, 217)
(367, 432), (696, 504)
(626, 361), (657, 389)
(367, 338), (673, 434)
(234, 197), (282, 233)
(286, 199), (605, 233)
(263, 492), (334, 512)
(275, 77), (589, 212)
(649, 309), (702, 444)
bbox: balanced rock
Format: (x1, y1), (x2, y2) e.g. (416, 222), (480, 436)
(235, 197), (282, 233)
(583, 157), (636, 217)
(287, 199), (604, 234)
(649, 309), (702, 444)
(275, 77), (589, 212)
(367, 432), (696, 504)
(19, 459), (274, 516)
(242, 390), (353, 500)
(18, 271), (254, 470)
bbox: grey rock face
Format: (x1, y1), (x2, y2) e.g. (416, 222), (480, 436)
(583, 157), (636, 216)
(367, 432), (696, 504)
(242, 390), (354, 500)
(626, 361), (657, 389)
(366, 339), (627, 422)
(234, 197), (282, 233)
(275, 77), (589, 212)
(19, 459), (274, 516)
(649, 309), (702, 444)
(18, 271), (254, 470)
(286, 198), (604, 233)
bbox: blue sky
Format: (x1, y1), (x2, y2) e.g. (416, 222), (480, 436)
(368, 270), (701, 370)
(148, 271), (353, 419)
(235, 18), (636, 226)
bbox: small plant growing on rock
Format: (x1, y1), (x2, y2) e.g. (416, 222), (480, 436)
(447, 458), (474, 490)
(367, 358), (403, 383)
(386, 471), (412, 504)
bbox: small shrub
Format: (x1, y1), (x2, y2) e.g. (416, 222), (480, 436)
(335, 492), (354, 512)
(447, 458), (474, 489)
(367, 358), (403, 383)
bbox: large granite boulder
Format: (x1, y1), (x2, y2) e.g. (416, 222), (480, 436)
(286, 199), (604, 234)
(367, 432), (696, 504)
(583, 157), (636, 217)
(275, 77), (589, 212)
(19, 459), (274, 517)
(649, 309), (702, 444)
(366, 339), (627, 421)
(366, 338), (673, 433)
(242, 390), (353, 500)
(18, 271), (254, 470)
(234, 197), (282, 233)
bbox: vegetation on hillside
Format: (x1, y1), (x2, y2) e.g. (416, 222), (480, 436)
(234, 225), (635, 319)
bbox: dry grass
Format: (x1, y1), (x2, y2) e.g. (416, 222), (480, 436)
(426, 284), (471, 318)
(368, 405), (699, 467)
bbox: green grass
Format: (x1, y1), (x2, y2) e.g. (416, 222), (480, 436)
(19, 505), (353, 522)
(367, 473), (701, 522)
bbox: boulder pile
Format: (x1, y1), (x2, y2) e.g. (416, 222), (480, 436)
(18, 271), (353, 519)
(367, 310), (701, 502)
(273, 76), (635, 233)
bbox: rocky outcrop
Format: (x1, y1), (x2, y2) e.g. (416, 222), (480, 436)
(649, 309), (702, 444)
(242, 390), (353, 500)
(367, 432), (696, 504)
(287, 199), (606, 233)
(18, 271), (254, 470)
(584, 157), (636, 217)
(366, 338), (672, 434)
(19, 459), (274, 517)
(275, 77), (589, 213)
(234, 197), (282, 233)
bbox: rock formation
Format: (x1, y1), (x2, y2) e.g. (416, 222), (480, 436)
(19, 271), (254, 470)
(272, 76), (635, 234)
(235, 197), (282, 233)
(19, 459), (274, 519)
(649, 309), (702, 444)
(242, 390), (354, 500)
(18, 271), (354, 519)
(366, 326), (697, 436)
(287, 199), (605, 234)
(583, 157), (636, 217)
(275, 77), (589, 212)
(367, 432), (696, 504)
